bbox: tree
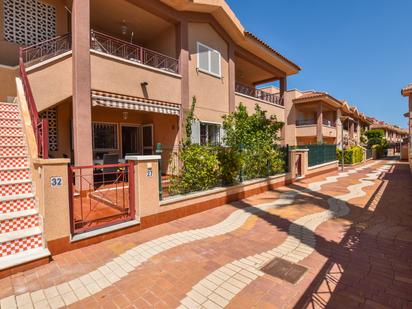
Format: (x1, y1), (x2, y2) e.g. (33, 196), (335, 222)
(365, 129), (387, 148)
(222, 103), (285, 179)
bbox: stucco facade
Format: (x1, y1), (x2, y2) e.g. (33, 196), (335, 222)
(401, 84), (412, 170)
(282, 88), (371, 147)
(0, 0), (300, 167)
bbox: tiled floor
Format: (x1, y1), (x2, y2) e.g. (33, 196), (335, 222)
(1, 159), (411, 309)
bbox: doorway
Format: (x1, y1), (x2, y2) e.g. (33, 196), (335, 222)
(121, 125), (141, 157)
(142, 124), (154, 155)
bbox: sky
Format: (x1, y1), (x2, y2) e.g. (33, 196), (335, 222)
(226, 0), (412, 128)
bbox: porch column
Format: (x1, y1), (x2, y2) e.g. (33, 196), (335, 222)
(228, 42), (235, 113)
(178, 21), (189, 142)
(336, 109), (342, 148)
(72, 0), (93, 167)
(349, 120), (355, 140)
(280, 77), (287, 105)
(316, 103), (323, 144)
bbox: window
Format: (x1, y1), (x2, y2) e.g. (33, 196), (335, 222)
(200, 123), (221, 145)
(93, 123), (118, 150)
(3, 0), (56, 46)
(197, 42), (221, 77)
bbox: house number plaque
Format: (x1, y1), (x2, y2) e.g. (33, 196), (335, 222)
(50, 176), (63, 187)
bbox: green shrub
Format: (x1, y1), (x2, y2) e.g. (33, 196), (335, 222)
(218, 147), (242, 185)
(337, 146), (364, 164)
(169, 144), (220, 194)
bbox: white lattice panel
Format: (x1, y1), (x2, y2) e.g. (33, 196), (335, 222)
(3, 0), (56, 46)
(40, 107), (58, 152)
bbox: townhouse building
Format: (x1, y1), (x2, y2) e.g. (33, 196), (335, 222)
(368, 119), (408, 143)
(278, 88), (371, 147)
(0, 0), (304, 268)
(401, 84), (412, 169)
(0, 0), (300, 166)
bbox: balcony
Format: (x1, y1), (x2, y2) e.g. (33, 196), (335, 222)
(235, 83), (283, 106)
(296, 119), (316, 126)
(90, 31), (179, 74)
(323, 119), (336, 127)
(20, 30), (179, 75)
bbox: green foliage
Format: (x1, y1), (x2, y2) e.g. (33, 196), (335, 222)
(217, 147), (242, 185)
(222, 103), (285, 180)
(372, 144), (386, 158)
(360, 127), (368, 145)
(183, 96), (197, 147)
(169, 102), (287, 195)
(365, 129), (385, 147)
(337, 146), (364, 164)
(169, 144), (220, 194)
(222, 103), (284, 148)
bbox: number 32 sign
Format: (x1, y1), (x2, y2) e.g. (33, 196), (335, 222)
(50, 176), (63, 188)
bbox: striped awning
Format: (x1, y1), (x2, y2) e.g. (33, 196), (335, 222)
(91, 90), (180, 116)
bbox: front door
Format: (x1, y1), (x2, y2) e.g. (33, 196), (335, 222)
(142, 124), (154, 155)
(122, 126), (141, 157)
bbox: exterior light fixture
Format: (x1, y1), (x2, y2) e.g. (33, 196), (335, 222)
(122, 111), (128, 120)
(121, 20), (128, 35)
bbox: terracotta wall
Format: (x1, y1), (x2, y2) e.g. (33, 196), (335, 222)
(234, 93), (285, 122)
(27, 55), (72, 111)
(145, 25), (177, 59)
(188, 22), (229, 123)
(90, 53), (181, 104)
(0, 65), (17, 101)
(0, 0), (69, 66)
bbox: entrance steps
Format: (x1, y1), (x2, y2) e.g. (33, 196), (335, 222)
(0, 101), (50, 270)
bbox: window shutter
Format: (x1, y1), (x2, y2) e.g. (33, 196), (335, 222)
(210, 50), (220, 76)
(191, 120), (200, 144)
(198, 44), (209, 71)
(219, 126), (225, 146)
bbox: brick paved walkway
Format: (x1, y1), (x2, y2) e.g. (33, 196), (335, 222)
(0, 159), (410, 309)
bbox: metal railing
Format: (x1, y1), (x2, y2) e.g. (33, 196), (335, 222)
(91, 30), (179, 74)
(156, 143), (289, 200)
(235, 83), (283, 106)
(18, 48), (49, 159)
(296, 144), (337, 167)
(68, 162), (135, 235)
(296, 119), (316, 126)
(20, 33), (71, 65)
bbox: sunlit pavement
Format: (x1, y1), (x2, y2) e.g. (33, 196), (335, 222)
(0, 160), (410, 309)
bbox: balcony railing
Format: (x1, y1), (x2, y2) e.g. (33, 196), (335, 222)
(296, 119), (316, 126)
(323, 119), (336, 127)
(21, 33), (71, 65)
(91, 30), (179, 74)
(235, 83), (283, 106)
(19, 49), (49, 159)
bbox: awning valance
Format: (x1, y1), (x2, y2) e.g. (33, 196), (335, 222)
(91, 90), (180, 116)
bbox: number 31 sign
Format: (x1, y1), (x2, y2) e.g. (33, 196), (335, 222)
(50, 176), (63, 188)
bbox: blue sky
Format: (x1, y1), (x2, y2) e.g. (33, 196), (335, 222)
(226, 0), (412, 128)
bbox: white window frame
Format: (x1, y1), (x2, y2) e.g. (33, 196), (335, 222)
(200, 121), (222, 145)
(196, 42), (222, 78)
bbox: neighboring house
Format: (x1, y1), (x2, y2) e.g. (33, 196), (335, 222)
(282, 89), (371, 146)
(368, 119), (408, 144)
(0, 0), (301, 168)
(401, 83), (412, 169)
